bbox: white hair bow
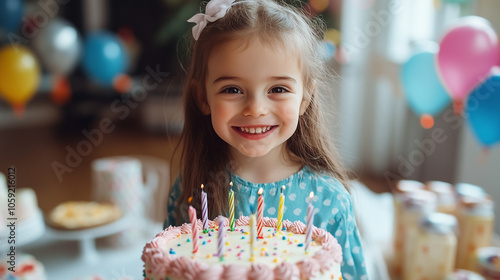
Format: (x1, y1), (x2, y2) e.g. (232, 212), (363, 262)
(187, 0), (236, 40)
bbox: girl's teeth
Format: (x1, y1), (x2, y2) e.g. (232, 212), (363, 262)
(239, 126), (272, 134)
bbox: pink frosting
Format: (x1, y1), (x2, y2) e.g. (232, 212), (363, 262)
(289, 221), (306, 234)
(214, 216), (229, 227)
(197, 265), (224, 280)
(312, 227), (330, 244)
(263, 217), (278, 228)
(141, 247), (161, 263)
(248, 262), (273, 280)
(313, 249), (336, 272)
(273, 262), (300, 280)
(181, 260), (208, 280)
(142, 216), (342, 280)
(297, 259), (320, 280)
(282, 220), (293, 230)
(168, 256), (190, 279)
(179, 219), (203, 234)
(221, 264), (248, 280)
(157, 227), (181, 240)
(235, 216), (249, 226)
(148, 236), (168, 249)
(320, 237), (342, 263)
(146, 248), (174, 276)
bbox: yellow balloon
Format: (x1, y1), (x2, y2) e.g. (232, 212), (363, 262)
(325, 29), (341, 46)
(0, 45), (41, 108)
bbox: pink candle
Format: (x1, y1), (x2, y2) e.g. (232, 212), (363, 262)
(201, 184), (208, 232)
(257, 188), (264, 239)
(189, 205), (198, 254)
(305, 192), (314, 253)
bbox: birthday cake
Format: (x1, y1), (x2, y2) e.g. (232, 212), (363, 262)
(142, 216), (342, 280)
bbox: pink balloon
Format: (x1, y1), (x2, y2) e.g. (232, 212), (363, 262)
(437, 16), (499, 102)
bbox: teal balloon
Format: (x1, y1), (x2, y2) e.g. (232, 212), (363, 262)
(401, 44), (451, 116)
(0, 0), (24, 33)
(82, 32), (127, 86)
(465, 67), (500, 147)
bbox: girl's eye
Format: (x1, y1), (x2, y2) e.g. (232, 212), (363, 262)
(270, 87), (290, 94)
(221, 87), (243, 94)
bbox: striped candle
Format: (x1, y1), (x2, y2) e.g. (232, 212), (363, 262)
(305, 191), (314, 253)
(201, 184), (208, 232)
(229, 182), (235, 231)
(217, 216), (224, 261)
(257, 188), (264, 239)
(276, 185), (285, 233)
(189, 205), (199, 253)
(249, 213), (256, 261)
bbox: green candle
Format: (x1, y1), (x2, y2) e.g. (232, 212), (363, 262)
(229, 182), (235, 231)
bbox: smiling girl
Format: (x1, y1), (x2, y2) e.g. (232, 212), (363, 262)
(164, 0), (367, 278)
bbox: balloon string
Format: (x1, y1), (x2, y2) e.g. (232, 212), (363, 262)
(453, 100), (463, 115)
(12, 103), (25, 118)
(477, 148), (490, 165)
(113, 74), (133, 94)
(51, 76), (72, 105)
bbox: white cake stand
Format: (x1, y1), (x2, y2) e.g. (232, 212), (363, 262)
(45, 214), (134, 263)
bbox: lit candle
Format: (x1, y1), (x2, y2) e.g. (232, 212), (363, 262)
(257, 187), (264, 239)
(188, 197), (198, 254)
(305, 191), (314, 253)
(217, 216), (224, 261)
(249, 211), (256, 262)
(201, 184), (208, 232)
(276, 185), (286, 234)
(229, 182), (235, 232)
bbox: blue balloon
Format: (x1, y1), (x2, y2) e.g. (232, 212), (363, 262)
(0, 0), (24, 33)
(465, 67), (500, 147)
(401, 44), (451, 116)
(82, 32), (127, 86)
(320, 40), (336, 60)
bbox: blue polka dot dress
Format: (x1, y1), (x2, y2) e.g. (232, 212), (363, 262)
(164, 166), (368, 280)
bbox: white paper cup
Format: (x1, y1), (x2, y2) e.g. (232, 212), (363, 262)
(91, 156), (145, 246)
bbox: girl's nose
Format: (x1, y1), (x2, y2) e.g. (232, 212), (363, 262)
(242, 94), (268, 117)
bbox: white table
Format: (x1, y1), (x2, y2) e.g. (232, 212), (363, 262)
(19, 215), (159, 280)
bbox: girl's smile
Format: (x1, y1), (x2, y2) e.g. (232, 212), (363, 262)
(232, 125), (278, 140)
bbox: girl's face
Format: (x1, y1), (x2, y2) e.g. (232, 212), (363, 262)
(203, 38), (307, 159)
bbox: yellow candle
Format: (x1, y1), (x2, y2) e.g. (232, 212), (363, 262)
(249, 213), (256, 262)
(276, 185), (285, 233)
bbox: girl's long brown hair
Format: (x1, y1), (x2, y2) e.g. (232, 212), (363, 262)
(173, 0), (351, 223)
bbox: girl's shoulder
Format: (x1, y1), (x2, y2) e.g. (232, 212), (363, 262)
(302, 167), (353, 206)
(301, 166), (350, 195)
(230, 166), (350, 198)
